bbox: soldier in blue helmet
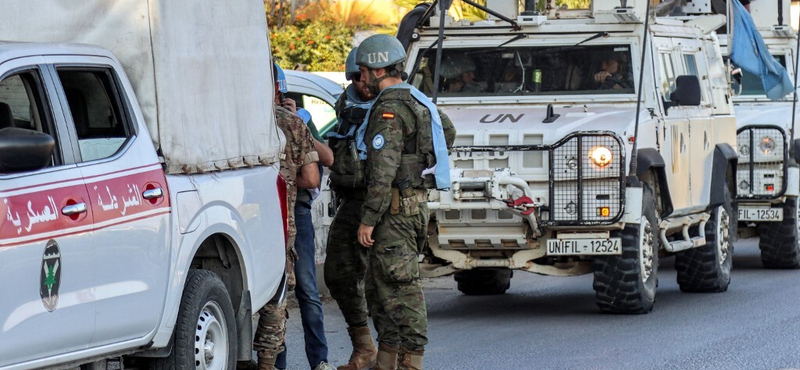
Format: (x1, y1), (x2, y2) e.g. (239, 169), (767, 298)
(324, 47), (379, 370)
(354, 34), (455, 370)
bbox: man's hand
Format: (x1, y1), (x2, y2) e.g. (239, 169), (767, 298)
(594, 71), (611, 83)
(358, 223), (375, 247)
(281, 97), (297, 113)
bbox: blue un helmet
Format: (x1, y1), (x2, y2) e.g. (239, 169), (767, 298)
(440, 54), (476, 80)
(345, 47), (360, 81)
(273, 62), (288, 93)
(355, 34), (406, 70)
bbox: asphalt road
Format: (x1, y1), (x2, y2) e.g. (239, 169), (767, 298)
(283, 238), (800, 370)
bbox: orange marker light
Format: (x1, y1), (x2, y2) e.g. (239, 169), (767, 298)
(597, 207), (611, 217)
(382, 112), (395, 119)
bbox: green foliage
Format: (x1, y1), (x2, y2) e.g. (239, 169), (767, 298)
(556, 0), (591, 8)
(393, 0), (486, 21)
(537, 0), (591, 10)
(269, 14), (356, 71)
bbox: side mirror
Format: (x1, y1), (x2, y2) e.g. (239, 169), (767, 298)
(793, 138), (800, 164)
(663, 75), (702, 113)
(0, 127), (55, 173)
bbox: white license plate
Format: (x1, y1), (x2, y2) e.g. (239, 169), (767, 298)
(546, 238), (622, 256)
(738, 207), (783, 222)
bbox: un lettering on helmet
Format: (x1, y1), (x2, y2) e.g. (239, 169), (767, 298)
(356, 34), (406, 69)
(368, 52), (390, 64)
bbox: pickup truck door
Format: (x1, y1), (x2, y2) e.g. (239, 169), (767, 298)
(0, 60), (97, 365)
(44, 57), (171, 346)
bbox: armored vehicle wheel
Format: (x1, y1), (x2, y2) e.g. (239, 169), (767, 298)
(675, 183), (733, 292)
(151, 270), (237, 370)
(758, 197), (800, 269)
(454, 269), (512, 295)
(592, 185), (658, 314)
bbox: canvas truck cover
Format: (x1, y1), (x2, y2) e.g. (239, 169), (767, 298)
(0, 0), (284, 174)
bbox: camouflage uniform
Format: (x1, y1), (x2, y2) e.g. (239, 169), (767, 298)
(325, 87), (372, 331)
(361, 86), (454, 353)
(255, 105), (319, 366)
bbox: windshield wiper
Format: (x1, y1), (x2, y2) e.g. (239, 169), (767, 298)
(574, 31), (609, 46)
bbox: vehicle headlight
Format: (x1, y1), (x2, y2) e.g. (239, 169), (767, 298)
(758, 136), (776, 155)
(589, 146), (613, 168)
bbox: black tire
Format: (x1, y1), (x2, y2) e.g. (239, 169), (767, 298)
(675, 183), (733, 292)
(593, 185), (659, 314)
(454, 269), (512, 295)
(758, 197), (800, 269)
(151, 270), (237, 370)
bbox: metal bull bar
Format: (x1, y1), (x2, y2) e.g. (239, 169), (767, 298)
(441, 131), (627, 230)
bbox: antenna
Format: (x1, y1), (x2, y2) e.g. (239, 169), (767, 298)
(790, 5), (800, 162)
(628, 0), (652, 178)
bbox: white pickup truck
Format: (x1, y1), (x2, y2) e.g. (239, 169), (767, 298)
(0, 1), (286, 369)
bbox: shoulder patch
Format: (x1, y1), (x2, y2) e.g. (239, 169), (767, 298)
(372, 134), (385, 150)
(382, 112), (395, 119)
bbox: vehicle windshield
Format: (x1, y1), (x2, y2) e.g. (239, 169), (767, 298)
(409, 44), (635, 97)
(727, 55), (789, 96)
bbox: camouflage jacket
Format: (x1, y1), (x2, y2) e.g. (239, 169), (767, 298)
(360, 86), (456, 226)
(276, 106), (319, 246)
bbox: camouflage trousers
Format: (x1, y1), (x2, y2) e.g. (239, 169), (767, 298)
(324, 196), (370, 329)
(254, 299), (288, 361)
(366, 201), (429, 351)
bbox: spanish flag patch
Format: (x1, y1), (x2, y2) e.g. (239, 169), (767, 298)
(382, 112), (395, 119)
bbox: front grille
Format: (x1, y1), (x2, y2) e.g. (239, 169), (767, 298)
(736, 126), (786, 199)
(549, 134), (625, 225)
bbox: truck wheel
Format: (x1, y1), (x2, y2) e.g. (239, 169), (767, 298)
(454, 269), (512, 295)
(758, 197), (800, 269)
(152, 270), (237, 370)
(675, 183), (733, 292)
(592, 185), (658, 314)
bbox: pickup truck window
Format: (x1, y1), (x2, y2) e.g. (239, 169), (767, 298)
(58, 68), (131, 162)
(0, 69), (59, 166)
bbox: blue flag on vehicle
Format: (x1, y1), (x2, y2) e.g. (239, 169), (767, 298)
(729, 0), (793, 100)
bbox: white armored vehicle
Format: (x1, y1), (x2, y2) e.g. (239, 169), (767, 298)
(398, 0), (739, 313)
(717, 0), (800, 268)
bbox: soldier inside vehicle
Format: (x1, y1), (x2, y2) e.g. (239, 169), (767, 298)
(410, 45), (635, 96)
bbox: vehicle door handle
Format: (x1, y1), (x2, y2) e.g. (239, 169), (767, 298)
(62, 203), (87, 216)
(143, 188), (164, 200)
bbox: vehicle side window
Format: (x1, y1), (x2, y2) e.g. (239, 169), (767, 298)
(57, 68), (130, 162)
(284, 92), (337, 139)
(682, 53), (707, 104)
(0, 70), (60, 167)
(659, 52), (676, 100)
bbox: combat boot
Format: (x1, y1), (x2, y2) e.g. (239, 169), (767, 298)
(372, 343), (400, 370)
(257, 350), (278, 370)
(337, 326), (377, 370)
(397, 348), (424, 370)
